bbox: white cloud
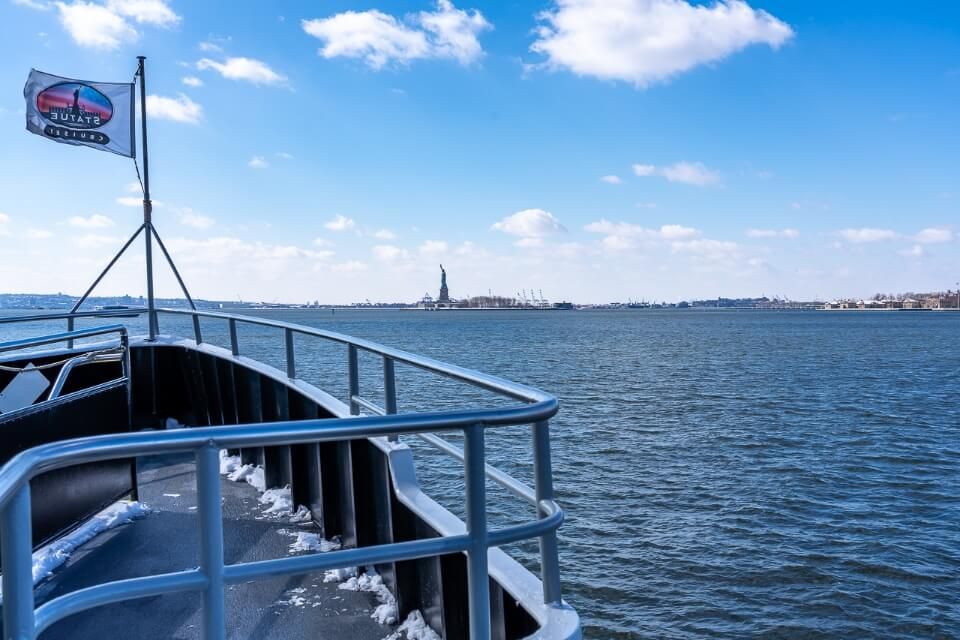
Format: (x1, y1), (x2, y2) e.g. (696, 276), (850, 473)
(116, 196), (143, 207)
(660, 161), (720, 186)
(419, 240), (448, 255)
(515, 237), (544, 248)
(632, 161), (720, 186)
(899, 244), (924, 258)
(25, 228), (53, 239)
(492, 209), (566, 237)
(585, 220), (651, 250)
(146, 94), (203, 124)
(248, 156), (269, 169)
(196, 57), (288, 87)
(106, 0), (178, 26)
(746, 228), (799, 238)
(455, 240), (486, 256)
(671, 238), (739, 258)
(418, 0), (492, 64)
(912, 227), (953, 244)
(600, 234), (633, 250)
(600, 175), (622, 184)
(658, 224), (698, 240)
(52, 0), (177, 49)
(67, 214), (114, 228)
(13, 0), (51, 10)
(73, 233), (123, 248)
(0, 213), (11, 224)
(304, 11), (427, 69)
(836, 228), (898, 243)
(313, 237), (334, 248)
(275, 152), (295, 160)
(373, 244), (409, 261)
(55, 1), (138, 49)
(182, 76), (203, 87)
(167, 237), (332, 265)
(0, 212), (9, 237)
(531, 0), (794, 88)
(373, 228), (396, 240)
(302, 0), (491, 69)
(330, 260), (368, 272)
(175, 208), (215, 229)
(585, 219), (699, 248)
(325, 214), (356, 231)
(198, 39), (225, 53)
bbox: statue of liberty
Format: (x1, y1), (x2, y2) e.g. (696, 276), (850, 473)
(71, 88), (81, 116)
(438, 264), (450, 303)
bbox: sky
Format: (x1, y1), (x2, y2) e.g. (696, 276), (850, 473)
(0, 0), (957, 304)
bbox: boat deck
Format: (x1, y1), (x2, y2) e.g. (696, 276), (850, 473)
(32, 455), (392, 640)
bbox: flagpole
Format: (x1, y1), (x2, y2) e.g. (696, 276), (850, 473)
(137, 55), (158, 340)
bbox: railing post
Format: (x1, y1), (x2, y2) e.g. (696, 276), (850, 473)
(196, 445), (226, 640)
(463, 423), (491, 639)
(228, 319), (239, 356)
(66, 315), (74, 349)
(192, 314), (203, 345)
(533, 420), (562, 604)
(2, 483), (35, 640)
(347, 345), (359, 415)
(383, 356), (397, 441)
(285, 328), (296, 379)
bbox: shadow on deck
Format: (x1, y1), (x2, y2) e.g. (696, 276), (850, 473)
(32, 455), (391, 640)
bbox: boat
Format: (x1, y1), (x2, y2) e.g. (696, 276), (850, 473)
(92, 305), (143, 318)
(0, 56), (580, 639)
(0, 303), (580, 639)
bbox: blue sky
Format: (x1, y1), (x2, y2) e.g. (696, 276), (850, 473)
(0, 0), (957, 304)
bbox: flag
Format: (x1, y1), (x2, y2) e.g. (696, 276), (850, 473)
(23, 69), (135, 158)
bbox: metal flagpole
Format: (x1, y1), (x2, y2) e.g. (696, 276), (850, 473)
(137, 55), (158, 340)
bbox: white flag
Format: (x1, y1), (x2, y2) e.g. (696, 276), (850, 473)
(23, 69), (135, 158)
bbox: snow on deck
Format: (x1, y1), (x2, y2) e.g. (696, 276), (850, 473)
(26, 454), (404, 640)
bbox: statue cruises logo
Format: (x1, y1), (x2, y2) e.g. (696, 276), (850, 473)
(36, 82), (114, 145)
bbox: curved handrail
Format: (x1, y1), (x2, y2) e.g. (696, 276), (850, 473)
(0, 412), (567, 639)
(0, 308), (552, 403)
(157, 307), (552, 403)
(0, 406), (557, 509)
(0, 309), (145, 325)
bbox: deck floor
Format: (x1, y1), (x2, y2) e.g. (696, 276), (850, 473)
(33, 455), (392, 640)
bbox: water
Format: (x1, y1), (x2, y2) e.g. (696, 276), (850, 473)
(2, 309), (959, 638)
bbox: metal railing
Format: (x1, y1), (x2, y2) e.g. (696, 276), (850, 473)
(0, 309), (567, 640)
(0, 325), (130, 413)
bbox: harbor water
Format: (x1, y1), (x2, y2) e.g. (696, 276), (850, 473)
(1, 309), (958, 638)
